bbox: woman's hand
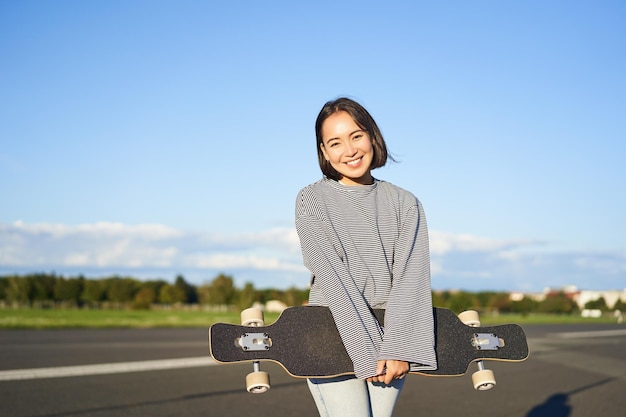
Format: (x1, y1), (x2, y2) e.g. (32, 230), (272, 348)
(366, 360), (409, 385)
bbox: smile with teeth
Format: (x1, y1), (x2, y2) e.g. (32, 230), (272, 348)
(346, 157), (362, 167)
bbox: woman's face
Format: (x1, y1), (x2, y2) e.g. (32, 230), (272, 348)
(320, 111), (374, 185)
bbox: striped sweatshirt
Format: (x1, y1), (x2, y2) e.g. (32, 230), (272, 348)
(295, 177), (437, 379)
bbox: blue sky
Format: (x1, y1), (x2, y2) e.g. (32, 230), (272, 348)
(1, 0), (624, 292)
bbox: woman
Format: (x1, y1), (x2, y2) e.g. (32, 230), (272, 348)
(295, 97), (437, 417)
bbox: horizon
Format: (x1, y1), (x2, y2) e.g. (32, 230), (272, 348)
(2, 270), (623, 296)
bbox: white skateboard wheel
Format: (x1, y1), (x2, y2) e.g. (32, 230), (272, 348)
(241, 307), (264, 326)
(458, 310), (481, 327)
(472, 369), (496, 391)
(246, 371), (270, 394)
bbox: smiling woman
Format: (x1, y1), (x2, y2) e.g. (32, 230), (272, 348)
(319, 112), (375, 186)
(315, 98), (394, 185)
(296, 97), (436, 416)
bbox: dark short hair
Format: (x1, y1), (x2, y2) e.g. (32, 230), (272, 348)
(315, 97), (393, 180)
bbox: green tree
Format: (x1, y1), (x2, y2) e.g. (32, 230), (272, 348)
(197, 282), (211, 305)
(5, 276), (33, 304)
(539, 292), (577, 314)
(432, 290), (452, 308)
(133, 286), (157, 309)
(448, 291), (478, 313)
(284, 286), (308, 307)
(158, 284), (186, 304)
(0, 277), (8, 300)
(488, 293), (513, 313)
(30, 273), (57, 302)
(475, 291), (498, 309)
(54, 277), (84, 305)
(105, 277), (138, 304)
(174, 275), (197, 304)
(142, 280), (167, 300)
(237, 282), (257, 310)
(82, 279), (106, 305)
(207, 274), (236, 305)
(584, 297), (608, 312)
(510, 296), (537, 316)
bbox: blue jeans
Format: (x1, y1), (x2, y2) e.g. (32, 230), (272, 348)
(307, 375), (405, 417)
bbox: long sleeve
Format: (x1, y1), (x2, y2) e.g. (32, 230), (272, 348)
(296, 186), (383, 378)
(377, 201), (437, 370)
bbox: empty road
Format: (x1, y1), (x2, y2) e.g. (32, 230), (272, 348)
(1, 323), (625, 417)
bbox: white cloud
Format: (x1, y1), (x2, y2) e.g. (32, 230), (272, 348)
(574, 252), (626, 275)
(183, 253), (304, 272)
(429, 230), (541, 255)
(0, 221), (305, 276)
(0, 221), (623, 291)
(10, 220), (182, 239)
(428, 231), (624, 291)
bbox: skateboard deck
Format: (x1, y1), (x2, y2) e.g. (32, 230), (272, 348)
(209, 306), (528, 379)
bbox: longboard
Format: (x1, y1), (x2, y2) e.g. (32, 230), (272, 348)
(209, 306), (529, 392)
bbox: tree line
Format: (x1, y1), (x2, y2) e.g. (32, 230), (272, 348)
(1, 273), (623, 314)
(0, 273), (309, 310)
(435, 290), (624, 315)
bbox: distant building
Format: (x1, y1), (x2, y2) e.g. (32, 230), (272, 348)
(251, 300), (288, 313)
(265, 300), (288, 313)
(535, 285), (626, 310)
(509, 290), (546, 303)
(510, 292), (525, 302)
(575, 288), (626, 310)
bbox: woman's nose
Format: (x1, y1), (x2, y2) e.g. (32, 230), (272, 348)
(344, 141), (357, 156)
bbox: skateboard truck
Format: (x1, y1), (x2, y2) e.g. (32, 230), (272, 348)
(238, 333), (272, 351)
(458, 310), (497, 391)
(471, 333), (504, 350)
(240, 307), (271, 393)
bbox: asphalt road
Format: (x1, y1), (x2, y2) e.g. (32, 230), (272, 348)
(1, 323), (625, 417)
